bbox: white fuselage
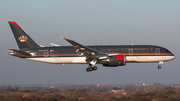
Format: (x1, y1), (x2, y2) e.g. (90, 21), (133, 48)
(26, 55), (175, 64)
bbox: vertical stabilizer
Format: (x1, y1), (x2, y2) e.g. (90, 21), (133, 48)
(8, 21), (41, 50)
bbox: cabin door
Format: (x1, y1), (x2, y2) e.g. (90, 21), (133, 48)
(155, 48), (160, 55)
(128, 48), (133, 55)
(44, 50), (49, 57)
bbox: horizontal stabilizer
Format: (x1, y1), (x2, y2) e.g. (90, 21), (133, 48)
(9, 49), (31, 57)
(50, 43), (61, 46)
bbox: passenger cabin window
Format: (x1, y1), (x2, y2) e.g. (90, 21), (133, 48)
(155, 48), (160, 55)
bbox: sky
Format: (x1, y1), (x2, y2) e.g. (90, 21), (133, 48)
(0, 0), (180, 85)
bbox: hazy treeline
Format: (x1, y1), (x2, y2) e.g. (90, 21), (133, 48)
(0, 85), (179, 101)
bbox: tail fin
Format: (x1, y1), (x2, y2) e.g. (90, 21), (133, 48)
(8, 21), (41, 50)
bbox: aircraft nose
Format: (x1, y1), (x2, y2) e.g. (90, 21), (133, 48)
(171, 53), (175, 60)
(173, 55), (175, 60)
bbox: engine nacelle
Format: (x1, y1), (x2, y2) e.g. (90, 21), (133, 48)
(102, 55), (126, 67)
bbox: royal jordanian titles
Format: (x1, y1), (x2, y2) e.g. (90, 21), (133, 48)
(8, 21), (175, 72)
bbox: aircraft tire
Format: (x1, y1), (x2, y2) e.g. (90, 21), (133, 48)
(86, 68), (90, 72)
(158, 66), (162, 69)
(93, 66), (97, 70)
(89, 67), (93, 71)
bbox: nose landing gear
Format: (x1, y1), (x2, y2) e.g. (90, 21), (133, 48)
(158, 61), (163, 69)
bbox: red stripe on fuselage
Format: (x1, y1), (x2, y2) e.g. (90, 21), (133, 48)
(114, 55), (124, 60)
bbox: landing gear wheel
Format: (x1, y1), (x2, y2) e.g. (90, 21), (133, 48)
(87, 62), (98, 72)
(89, 67), (93, 71)
(86, 68), (90, 72)
(93, 66), (97, 70)
(158, 66), (162, 69)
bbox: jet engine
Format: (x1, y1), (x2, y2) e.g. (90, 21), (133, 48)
(102, 55), (126, 67)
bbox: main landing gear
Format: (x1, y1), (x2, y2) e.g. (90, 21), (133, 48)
(86, 58), (98, 72)
(158, 61), (163, 69)
(86, 65), (97, 72)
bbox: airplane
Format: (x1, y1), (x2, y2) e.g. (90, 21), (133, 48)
(8, 21), (175, 72)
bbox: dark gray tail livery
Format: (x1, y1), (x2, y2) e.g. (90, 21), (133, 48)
(8, 21), (41, 50)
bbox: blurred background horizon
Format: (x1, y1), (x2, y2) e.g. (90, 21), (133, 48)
(0, 0), (179, 85)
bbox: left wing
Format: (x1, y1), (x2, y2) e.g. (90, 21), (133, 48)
(62, 37), (108, 59)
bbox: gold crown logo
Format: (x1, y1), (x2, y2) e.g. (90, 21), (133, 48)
(18, 35), (28, 42)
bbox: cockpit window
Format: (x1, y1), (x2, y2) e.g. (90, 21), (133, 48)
(166, 50), (170, 53)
